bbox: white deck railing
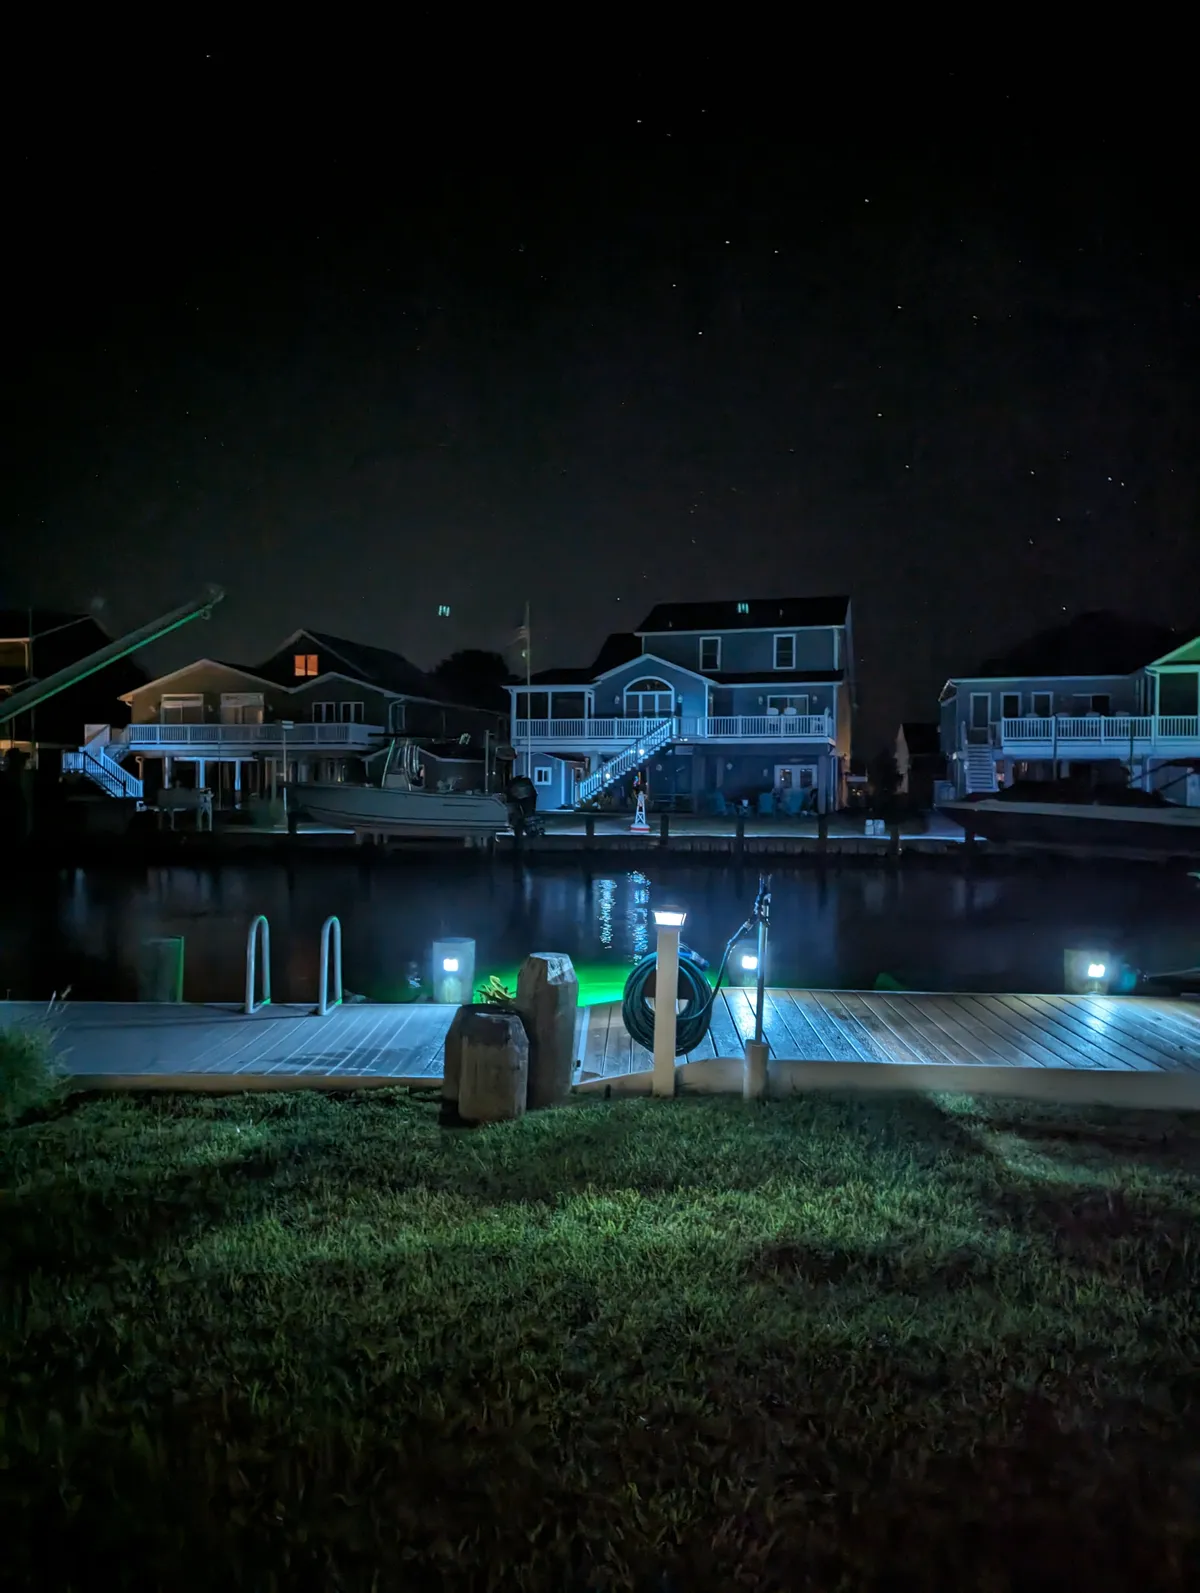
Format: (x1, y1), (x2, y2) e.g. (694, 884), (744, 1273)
(999, 715), (1199, 750)
(514, 713), (834, 743)
(115, 722), (386, 749)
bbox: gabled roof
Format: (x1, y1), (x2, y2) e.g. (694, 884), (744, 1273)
(260, 628), (430, 696)
(523, 632), (641, 687)
(1147, 634), (1200, 669)
(118, 659), (279, 701)
(635, 597), (850, 633)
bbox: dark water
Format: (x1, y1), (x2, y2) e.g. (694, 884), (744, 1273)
(4, 856), (1200, 1006)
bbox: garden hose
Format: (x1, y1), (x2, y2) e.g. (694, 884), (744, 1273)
(620, 876), (771, 1055)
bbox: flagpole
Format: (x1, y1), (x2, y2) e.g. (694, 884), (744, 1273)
(524, 600), (531, 779)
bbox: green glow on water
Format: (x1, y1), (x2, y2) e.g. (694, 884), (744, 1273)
(476, 961), (717, 1007)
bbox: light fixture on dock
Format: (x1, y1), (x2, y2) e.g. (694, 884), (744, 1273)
(432, 937), (475, 1004)
(1063, 948), (1113, 995)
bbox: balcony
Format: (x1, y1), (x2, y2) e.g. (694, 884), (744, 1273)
(998, 715), (1200, 758)
(115, 722), (387, 753)
(514, 713), (835, 746)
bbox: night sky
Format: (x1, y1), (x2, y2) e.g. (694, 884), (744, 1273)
(4, 50), (1197, 751)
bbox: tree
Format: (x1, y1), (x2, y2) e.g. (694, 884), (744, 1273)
(429, 649), (514, 711)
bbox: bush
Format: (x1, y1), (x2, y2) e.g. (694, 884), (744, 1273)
(0, 1021), (63, 1122)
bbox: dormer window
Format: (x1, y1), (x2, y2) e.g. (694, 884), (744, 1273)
(699, 636), (721, 671)
(773, 635), (796, 669)
(294, 653), (318, 678)
(736, 602), (749, 614)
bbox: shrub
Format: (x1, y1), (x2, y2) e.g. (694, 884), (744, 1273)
(0, 1021), (63, 1122)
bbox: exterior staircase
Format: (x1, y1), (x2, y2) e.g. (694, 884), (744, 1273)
(964, 743), (998, 795)
(576, 718), (676, 807)
(62, 728), (143, 801)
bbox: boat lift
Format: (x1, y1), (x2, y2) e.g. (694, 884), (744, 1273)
(0, 585), (225, 732)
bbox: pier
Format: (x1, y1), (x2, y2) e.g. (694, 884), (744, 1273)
(4, 987), (1198, 1095)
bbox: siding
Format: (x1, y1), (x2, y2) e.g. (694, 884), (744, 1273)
(644, 628), (840, 674)
(593, 656), (709, 717)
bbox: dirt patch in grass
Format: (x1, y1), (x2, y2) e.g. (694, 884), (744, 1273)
(2, 1090), (1199, 1591)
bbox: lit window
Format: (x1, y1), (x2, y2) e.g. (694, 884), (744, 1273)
(533, 766), (552, 786)
(294, 653), (318, 678)
(699, 636), (721, 670)
(736, 602), (749, 614)
(773, 635), (796, 669)
(437, 605), (451, 618)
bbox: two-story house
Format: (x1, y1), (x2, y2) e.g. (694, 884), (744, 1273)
(939, 613), (1200, 806)
(70, 627), (506, 806)
(1, 610), (143, 769)
(508, 597), (854, 812)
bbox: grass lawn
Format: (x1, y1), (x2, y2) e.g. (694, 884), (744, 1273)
(3, 1090), (1200, 1591)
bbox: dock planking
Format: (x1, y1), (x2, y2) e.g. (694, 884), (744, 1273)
(1, 989), (1198, 1083)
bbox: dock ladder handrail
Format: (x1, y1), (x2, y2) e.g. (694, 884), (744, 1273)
(317, 915), (343, 1016)
(245, 915), (271, 1013)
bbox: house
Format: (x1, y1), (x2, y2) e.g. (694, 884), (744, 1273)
(69, 626), (505, 806)
(507, 597), (854, 812)
(895, 722), (945, 807)
(938, 613), (1200, 805)
(1, 610), (143, 768)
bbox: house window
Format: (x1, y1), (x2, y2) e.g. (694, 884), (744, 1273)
(1001, 693), (1021, 719)
(160, 694), (204, 724)
(339, 701), (364, 722)
(736, 602), (749, 614)
(294, 653), (318, 678)
(773, 635), (796, 669)
(1032, 692), (1052, 718)
(312, 701), (336, 723)
(699, 637), (721, 671)
(533, 765), (552, 786)
(624, 678), (674, 717)
(220, 693), (264, 725)
(1091, 694), (1111, 716)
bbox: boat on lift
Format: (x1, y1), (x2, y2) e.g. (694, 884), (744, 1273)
(937, 773), (1200, 860)
(294, 739), (509, 841)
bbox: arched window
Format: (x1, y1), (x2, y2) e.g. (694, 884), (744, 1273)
(624, 678), (674, 718)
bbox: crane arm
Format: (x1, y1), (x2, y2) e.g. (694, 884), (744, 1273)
(0, 585), (225, 729)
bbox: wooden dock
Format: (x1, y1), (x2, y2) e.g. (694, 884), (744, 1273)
(2, 988), (1198, 1084)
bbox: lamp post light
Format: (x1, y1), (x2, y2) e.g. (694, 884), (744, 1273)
(651, 907), (686, 1097)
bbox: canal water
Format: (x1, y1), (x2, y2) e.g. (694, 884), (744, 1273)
(4, 856), (1199, 1006)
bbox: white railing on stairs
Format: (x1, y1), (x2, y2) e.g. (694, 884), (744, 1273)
(62, 746), (144, 799)
(576, 719), (676, 805)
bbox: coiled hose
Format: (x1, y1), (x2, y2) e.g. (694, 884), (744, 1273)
(621, 952), (718, 1056)
(621, 878), (771, 1055)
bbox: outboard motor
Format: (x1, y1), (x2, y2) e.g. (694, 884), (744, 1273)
(505, 775), (544, 837)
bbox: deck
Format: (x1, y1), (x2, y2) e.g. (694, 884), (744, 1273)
(2, 989), (1198, 1084)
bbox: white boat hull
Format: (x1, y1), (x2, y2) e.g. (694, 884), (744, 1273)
(296, 783), (509, 840)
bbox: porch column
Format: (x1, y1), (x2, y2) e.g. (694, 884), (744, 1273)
(234, 759), (242, 806)
(197, 757), (207, 791)
(162, 756), (172, 789)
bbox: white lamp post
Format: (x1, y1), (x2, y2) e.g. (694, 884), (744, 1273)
(651, 907), (686, 1097)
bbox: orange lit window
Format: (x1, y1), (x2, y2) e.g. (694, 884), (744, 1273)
(294, 653), (318, 678)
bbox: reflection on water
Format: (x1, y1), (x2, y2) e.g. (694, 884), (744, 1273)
(2, 857), (1198, 1005)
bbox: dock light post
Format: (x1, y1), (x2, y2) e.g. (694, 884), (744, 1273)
(433, 937), (476, 1004)
(651, 908), (686, 1097)
(744, 875), (771, 1100)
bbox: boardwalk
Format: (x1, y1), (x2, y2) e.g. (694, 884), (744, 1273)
(2, 989), (1198, 1083)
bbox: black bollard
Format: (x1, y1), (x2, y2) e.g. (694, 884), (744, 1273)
(659, 812), (670, 847)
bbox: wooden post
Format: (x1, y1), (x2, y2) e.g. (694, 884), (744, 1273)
(818, 809), (829, 856)
(735, 810), (745, 862)
(743, 1039), (768, 1100)
(652, 915), (683, 1097)
(659, 811), (670, 847)
(458, 1009), (529, 1123)
(888, 819), (901, 858)
(585, 813), (595, 842)
(517, 953), (578, 1109)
